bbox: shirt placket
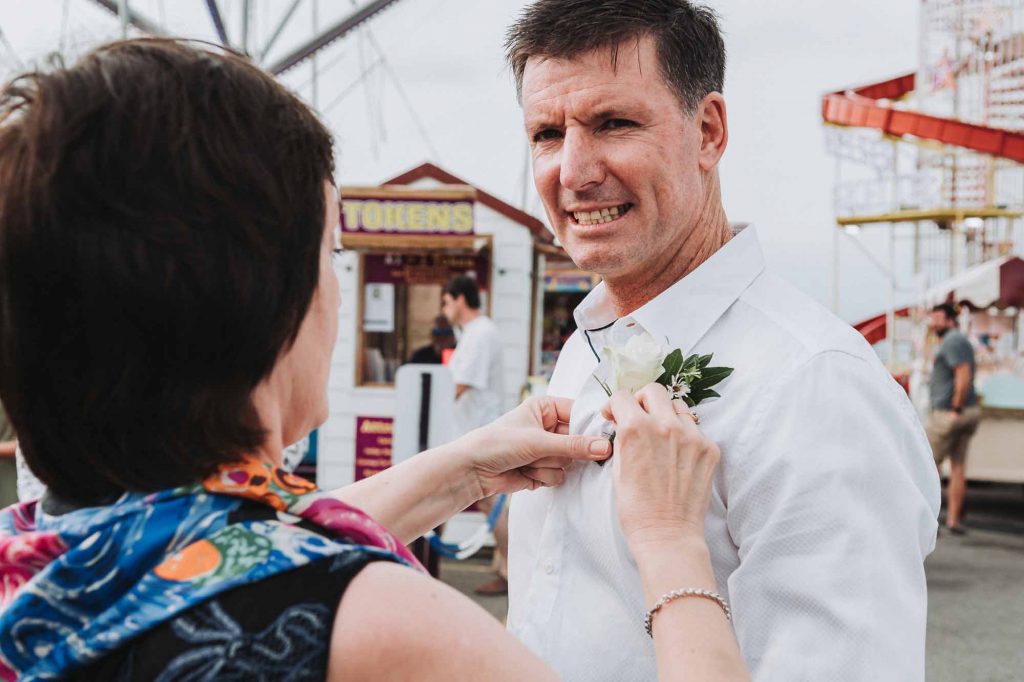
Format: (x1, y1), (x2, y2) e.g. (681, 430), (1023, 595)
(527, 322), (625, 657)
(522, 464), (582, 657)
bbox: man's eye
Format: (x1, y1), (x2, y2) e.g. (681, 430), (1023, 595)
(603, 118), (638, 130)
(532, 128), (563, 143)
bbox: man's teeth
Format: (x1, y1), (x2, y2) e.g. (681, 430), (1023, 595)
(573, 204), (627, 225)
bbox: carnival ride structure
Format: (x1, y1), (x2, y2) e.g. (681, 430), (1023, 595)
(826, 0), (1024, 368)
(828, 1), (1024, 484)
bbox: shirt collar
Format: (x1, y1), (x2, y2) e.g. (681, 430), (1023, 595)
(574, 225), (765, 360)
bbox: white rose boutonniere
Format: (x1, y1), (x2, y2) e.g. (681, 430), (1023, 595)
(601, 333), (667, 394)
(592, 330), (734, 464)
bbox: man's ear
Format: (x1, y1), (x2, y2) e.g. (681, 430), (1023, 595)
(697, 92), (728, 172)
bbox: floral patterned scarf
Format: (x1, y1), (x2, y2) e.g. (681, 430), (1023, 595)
(0, 459), (422, 681)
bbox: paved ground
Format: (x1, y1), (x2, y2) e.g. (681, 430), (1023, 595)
(441, 554), (508, 624)
(927, 483), (1024, 682)
(441, 483), (1024, 679)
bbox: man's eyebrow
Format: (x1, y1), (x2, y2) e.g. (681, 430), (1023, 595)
(583, 106), (640, 124)
(525, 103), (645, 132)
(525, 114), (561, 132)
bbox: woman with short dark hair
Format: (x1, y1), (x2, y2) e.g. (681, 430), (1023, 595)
(0, 38), (609, 680)
(0, 38), (743, 681)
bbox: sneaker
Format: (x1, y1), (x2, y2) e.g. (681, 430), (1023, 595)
(946, 524), (967, 536)
(474, 575), (508, 596)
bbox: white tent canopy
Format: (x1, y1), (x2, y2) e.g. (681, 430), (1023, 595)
(925, 255), (1024, 309)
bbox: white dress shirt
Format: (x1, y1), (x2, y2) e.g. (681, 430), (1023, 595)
(449, 314), (505, 436)
(507, 226), (940, 681)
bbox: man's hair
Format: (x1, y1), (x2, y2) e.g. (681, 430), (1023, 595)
(0, 39), (335, 504)
(505, 0), (725, 112)
(444, 276), (482, 310)
(932, 303), (959, 321)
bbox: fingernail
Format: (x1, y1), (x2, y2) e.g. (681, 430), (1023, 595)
(589, 439), (612, 456)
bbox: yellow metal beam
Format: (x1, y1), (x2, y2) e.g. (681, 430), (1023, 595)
(836, 207), (1023, 226)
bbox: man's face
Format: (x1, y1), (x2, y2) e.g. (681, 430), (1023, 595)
(441, 292), (460, 324)
(522, 36), (714, 281)
(929, 310), (952, 334)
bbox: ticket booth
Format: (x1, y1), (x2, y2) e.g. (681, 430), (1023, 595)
(317, 163), (558, 489)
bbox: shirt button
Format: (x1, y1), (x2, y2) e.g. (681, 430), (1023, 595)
(543, 559), (555, 574)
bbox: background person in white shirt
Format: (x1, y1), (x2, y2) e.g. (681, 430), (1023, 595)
(442, 275), (505, 438)
(504, 1), (941, 680)
(442, 274), (510, 594)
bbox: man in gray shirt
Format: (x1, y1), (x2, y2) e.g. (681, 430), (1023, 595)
(925, 303), (981, 534)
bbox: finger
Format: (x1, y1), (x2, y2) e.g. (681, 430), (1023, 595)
(531, 456), (572, 469)
(602, 389), (647, 426)
(673, 402), (702, 438)
(554, 421), (570, 436)
(521, 466), (566, 488)
(534, 430), (611, 461)
(532, 395), (574, 431)
(635, 383), (678, 422)
(547, 396), (574, 424)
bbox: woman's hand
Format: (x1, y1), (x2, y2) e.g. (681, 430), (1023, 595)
(460, 396), (612, 499)
(332, 396), (609, 544)
(602, 383), (720, 553)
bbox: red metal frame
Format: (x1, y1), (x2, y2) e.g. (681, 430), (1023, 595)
(823, 73), (1024, 163)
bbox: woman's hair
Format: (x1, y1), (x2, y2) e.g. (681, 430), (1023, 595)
(0, 39), (335, 504)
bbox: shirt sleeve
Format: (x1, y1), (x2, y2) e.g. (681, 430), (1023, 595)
(450, 326), (492, 390)
(725, 350), (940, 681)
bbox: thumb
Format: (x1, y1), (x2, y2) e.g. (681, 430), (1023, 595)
(532, 430), (611, 462)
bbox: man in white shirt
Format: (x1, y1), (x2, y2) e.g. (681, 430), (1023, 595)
(443, 275), (505, 435)
(504, 1), (941, 680)
(442, 274), (509, 593)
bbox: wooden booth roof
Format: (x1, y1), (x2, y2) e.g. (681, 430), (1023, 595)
(383, 162), (555, 246)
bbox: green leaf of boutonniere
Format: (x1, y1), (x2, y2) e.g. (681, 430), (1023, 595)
(691, 366), (734, 389)
(687, 388), (720, 404)
(660, 348), (684, 379)
(657, 352), (733, 408)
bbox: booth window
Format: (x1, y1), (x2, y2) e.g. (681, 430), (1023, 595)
(539, 266), (600, 379)
(358, 251), (490, 386)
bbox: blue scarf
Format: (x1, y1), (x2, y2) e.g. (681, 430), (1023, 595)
(0, 460), (421, 680)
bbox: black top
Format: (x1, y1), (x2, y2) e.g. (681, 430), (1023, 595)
(59, 498), (395, 681)
(409, 345), (443, 364)
(74, 551), (383, 681)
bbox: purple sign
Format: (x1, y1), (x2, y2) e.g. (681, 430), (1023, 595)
(354, 416), (393, 481)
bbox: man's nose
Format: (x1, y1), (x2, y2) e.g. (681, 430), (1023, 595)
(559, 128), (604, 192)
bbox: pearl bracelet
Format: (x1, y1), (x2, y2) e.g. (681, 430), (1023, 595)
(644, 588), (732, 637)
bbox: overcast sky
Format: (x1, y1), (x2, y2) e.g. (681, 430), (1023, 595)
(0, 0), (922, 323)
